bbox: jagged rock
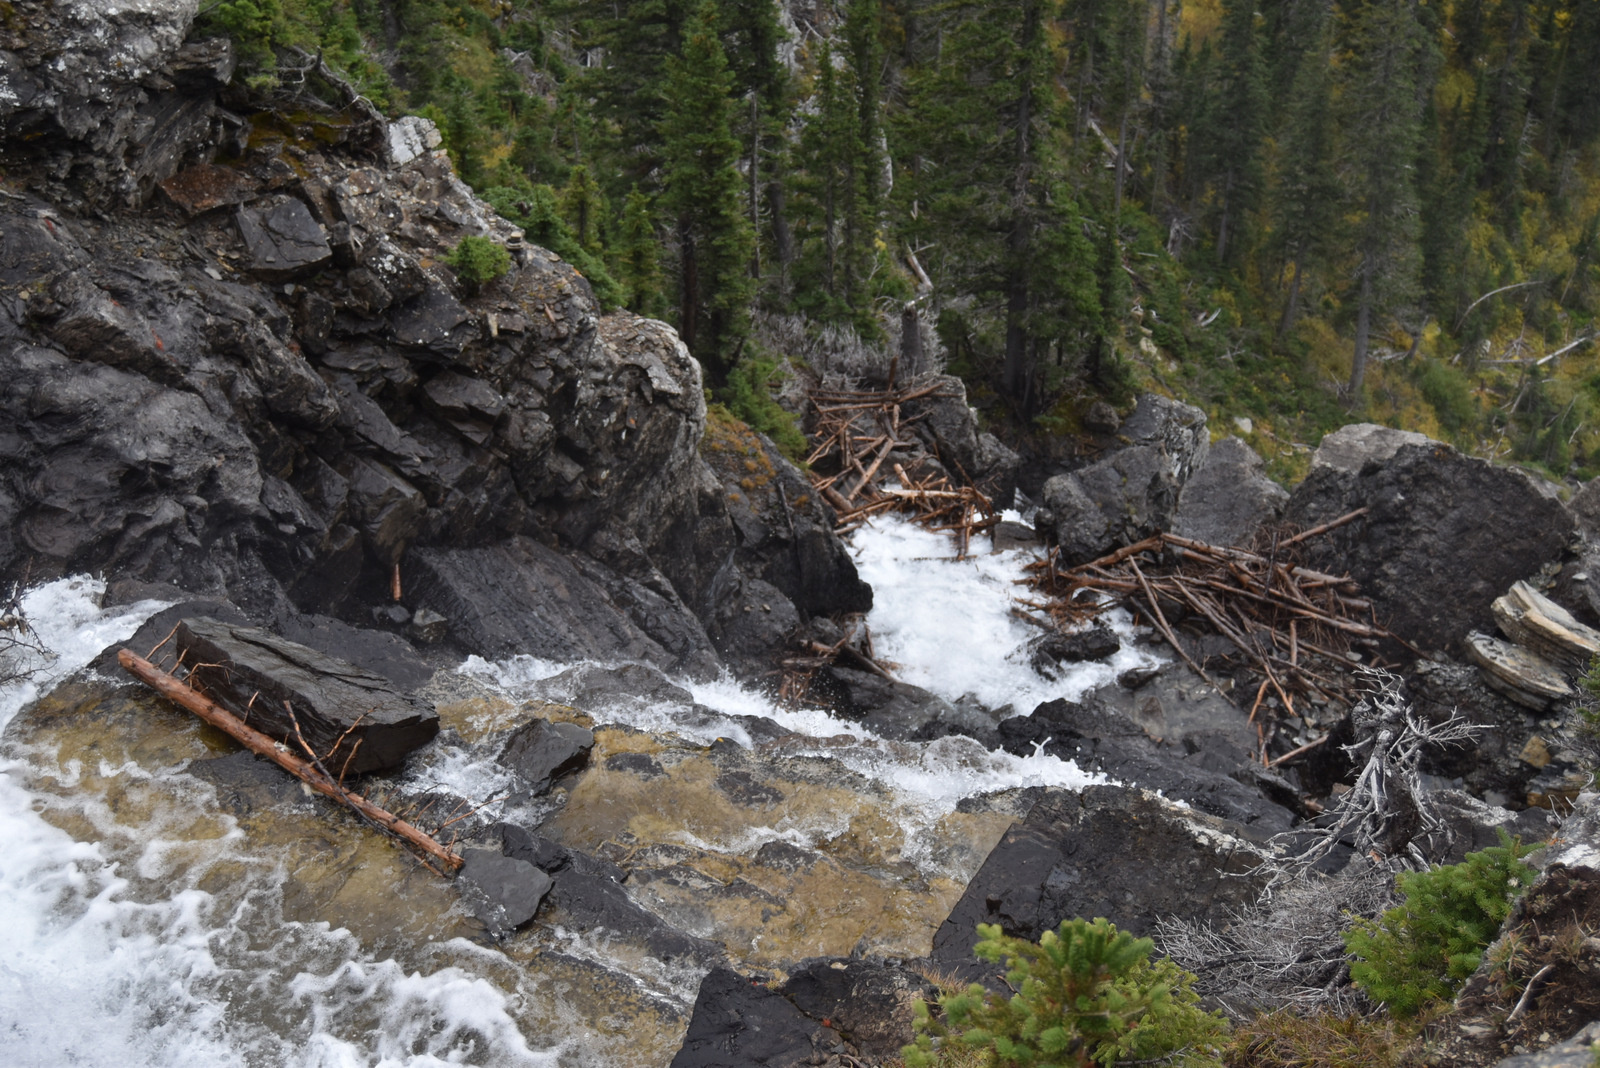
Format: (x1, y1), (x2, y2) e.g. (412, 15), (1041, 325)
(1310, 422), (1432, 472)
(1464, 632), (1574, 710)
(498, 718), (595, 795)
(931, 786), (1269, 963)
(159, 162), (261, 215)
(174, 616), (439, 773)
(995, 696), (1294, 829)
(1041, 445), (1178, 565)
(501, 826), (720, 966)
(1408, 657), (1544, 806)
(820, 665), (994, 742)
(1493, 581), (1600, 674)
(386, 115), (444, 167)
(1120, 393), (1211, 484)
(457, 847), (551, 938)
(670, 967), (850, 1068)
(1027, 623), (1120, 679)
(781, 958), (936, 1061)
(236, 196), (333, 281)
(1173, 436), (1288, 548)
(404, 536), (719, 675)
(1286, 442), (1573, 653)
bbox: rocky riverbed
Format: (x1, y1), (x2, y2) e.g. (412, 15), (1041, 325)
(5, 2), (1600, 1065)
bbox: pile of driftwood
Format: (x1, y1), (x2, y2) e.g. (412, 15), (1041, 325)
(1016, 508), (1412, 764)
(805, 382), (997, 558)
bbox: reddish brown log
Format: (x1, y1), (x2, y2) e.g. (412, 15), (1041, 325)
(117, 648), (463, 872)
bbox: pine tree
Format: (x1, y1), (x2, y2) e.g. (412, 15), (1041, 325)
(560, 163), (607, 256)
(1197, 0), (1268, 264)
(899, 0), (1105, 409)
(660, 1), (757, 384)
(1269, 11), (1339, 339)
(616, 185), (666, 317)
(1339, 0), (1434, 398)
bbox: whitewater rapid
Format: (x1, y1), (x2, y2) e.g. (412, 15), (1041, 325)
(0, 516), (1153, 1066)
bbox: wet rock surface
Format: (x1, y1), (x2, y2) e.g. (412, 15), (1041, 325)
(174, 616), (439, 772)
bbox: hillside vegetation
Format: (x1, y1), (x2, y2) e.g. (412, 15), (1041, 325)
(205, 0), (1600, 480)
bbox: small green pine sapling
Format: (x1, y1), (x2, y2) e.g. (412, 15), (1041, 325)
(446, 235), (512, 293)
(903, 918), (1227, 1067)
(1343, 832), (1535, 1017)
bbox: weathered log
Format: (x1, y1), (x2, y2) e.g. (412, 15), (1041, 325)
(118, 648), (463, 872)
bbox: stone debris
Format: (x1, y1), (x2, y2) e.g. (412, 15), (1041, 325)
(1492, 580), (1600, 674)
(1463, 630), (1575, 710)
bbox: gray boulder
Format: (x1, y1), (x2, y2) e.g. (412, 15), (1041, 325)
(174, 616), (440, 773)
(1041, 444), (1178, 564)
(1286, 442), (1573, 653)
(498, 718), (595, 795)
(457, 848), (551, 938)
(930, 786), (1269, 962)
(236, 196), (334, 281)
(1173, 436), (1288, 547)
(1120, 393), (1211, 484)
(1310, 422), (1431, 473)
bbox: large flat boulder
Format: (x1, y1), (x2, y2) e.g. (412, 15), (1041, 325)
(1173, 436), (1288, 548)
(175, 616), (439, 773)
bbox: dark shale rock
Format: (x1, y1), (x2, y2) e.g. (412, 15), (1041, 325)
(781, 958), (937, 1061)
(1027, 623), (1120, 679)
(931, 785), (1269, 963)
(498, 718), (595, 795)
(819, 665), (995, 742)
(457, 847), (551, 938)
(669, 967), (849, 1068)
(1286, 441), (1573, 654)
(235, 196), (333, 281)
(404, 536), (719, 675)
(174, 616), (439, 773)
(501, 826), (719, 966)
(996, 696), (1294, 830)
(1173, 436), (1288, 548)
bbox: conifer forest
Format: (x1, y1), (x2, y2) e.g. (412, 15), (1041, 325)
(197, 0), (1600, 476)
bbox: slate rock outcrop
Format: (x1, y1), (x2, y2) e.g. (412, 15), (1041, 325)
(0, 0), (867, 682)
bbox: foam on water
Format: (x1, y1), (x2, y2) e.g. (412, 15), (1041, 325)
(0, 578), (559, 1068)
(849, 514), (1158, 712)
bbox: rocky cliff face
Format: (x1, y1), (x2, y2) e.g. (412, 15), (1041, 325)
(0, 1), (864, 675)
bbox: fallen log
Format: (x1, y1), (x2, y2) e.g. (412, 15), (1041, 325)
(117, 648), (463, 872)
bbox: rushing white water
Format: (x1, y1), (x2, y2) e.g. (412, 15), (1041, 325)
(0, 578), (559, 1068)
(850, 514), (1157, 713)
(0, 521), (1148, 1066)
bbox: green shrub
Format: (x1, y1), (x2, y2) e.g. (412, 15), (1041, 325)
(716, 356), (807, 461)
(1343, 833), (1535, 1018)
(446, 235), (511, 292)
(1415, 359), (1476, 435)
(904, 919), (1227, 1068)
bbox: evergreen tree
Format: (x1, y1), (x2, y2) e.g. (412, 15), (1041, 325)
(560, 163), (607, 256)
(1269, 9), (1339, 338)
(660, 1), (757, 383)
(1196, 0), (1268, 263)
(1338, 0), (1434, 398)
(617, 185), (666, 317)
